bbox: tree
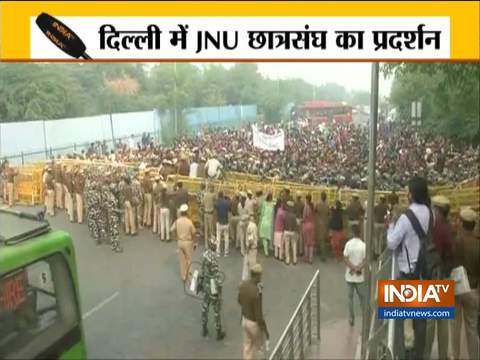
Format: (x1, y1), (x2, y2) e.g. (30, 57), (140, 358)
(315, 83), (349, 102)
(223, 64), (262, 105)
(384, 63), (479, 143)
(349, 90), (370, 106)
(197, 64), (228, 106)
(0, 63), (86, 121)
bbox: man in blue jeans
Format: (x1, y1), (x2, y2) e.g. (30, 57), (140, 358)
(343, 224), (366, 326)
(215, 192), (230, 257)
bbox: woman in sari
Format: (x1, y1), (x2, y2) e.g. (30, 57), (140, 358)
(258, 192), (274, 256)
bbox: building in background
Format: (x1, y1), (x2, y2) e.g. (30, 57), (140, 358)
(291, 100), (353, 128)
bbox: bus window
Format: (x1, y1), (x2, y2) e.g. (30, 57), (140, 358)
(0, 253), (80, 359)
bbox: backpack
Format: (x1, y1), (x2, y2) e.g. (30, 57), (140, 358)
(403, 208), (442, 280)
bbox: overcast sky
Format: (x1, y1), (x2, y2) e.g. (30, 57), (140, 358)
(209, 63), (393, 97)
(257, 63), (392, 96)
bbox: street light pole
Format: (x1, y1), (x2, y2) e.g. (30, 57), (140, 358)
(361, 62), (379, 360)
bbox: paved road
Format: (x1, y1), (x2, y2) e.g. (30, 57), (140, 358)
(17, 206), (359, 359)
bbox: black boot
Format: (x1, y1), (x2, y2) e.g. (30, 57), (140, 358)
(202, 326), (208, 338)
(216, 330), (226, 341)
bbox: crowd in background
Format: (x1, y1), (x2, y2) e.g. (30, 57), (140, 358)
(1, 120), (479, 360)
(51, 121), (479, 191)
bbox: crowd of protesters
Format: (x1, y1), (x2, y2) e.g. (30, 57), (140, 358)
(2, 120), (479, 360)
(59, 121), (478, 191)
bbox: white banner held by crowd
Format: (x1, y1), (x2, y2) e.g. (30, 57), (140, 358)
(252, 125), (285, 151)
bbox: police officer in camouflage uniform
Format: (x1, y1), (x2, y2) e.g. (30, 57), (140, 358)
(104, 182), (123, 253)
(200, 238), (226, 340)
(85, 169), (101, 244)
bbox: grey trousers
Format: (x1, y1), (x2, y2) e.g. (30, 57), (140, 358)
(347, 281), (365, 322)
(424, 319), (449, 360)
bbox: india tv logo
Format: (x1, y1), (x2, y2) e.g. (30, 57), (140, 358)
(378, 280), (455, 319)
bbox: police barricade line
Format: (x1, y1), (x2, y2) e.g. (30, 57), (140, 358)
(12, 163), (479, 213)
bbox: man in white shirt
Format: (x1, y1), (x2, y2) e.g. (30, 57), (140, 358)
(386, 176), (431, 360)
(205, 157), (222, 179)
(343, 224), (366, 327)
(189, 158), (199, 178)
(128, 135), (136, 150)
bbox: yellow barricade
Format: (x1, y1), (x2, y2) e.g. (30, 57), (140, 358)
(13, 161), (479, 216)
(15, 165), (44, 205)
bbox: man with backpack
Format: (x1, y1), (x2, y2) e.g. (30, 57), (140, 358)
(387, 176), (437, 360)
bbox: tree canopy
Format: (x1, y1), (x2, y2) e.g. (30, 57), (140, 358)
(383, 63), (480, 143)
(0, 63), (371, 125)
(2, 62), (477, 142)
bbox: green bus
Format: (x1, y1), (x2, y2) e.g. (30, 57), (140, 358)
(0, 208), (86, 359)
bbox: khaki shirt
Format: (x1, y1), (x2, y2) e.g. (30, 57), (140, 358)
(152, 182), (161, 204)
(142, 177), (153, 193)
(203, 192), (216, 213)
(454, 230), (480, 289)
(6, 167), (17, 183)
(374, 203), (389, 223)
(171, 216), (196, 243)
(238, 279), (267, 332)
(64, 171), (73, 193)
(346, 201), (364, 221)
(45, 173), (55, 190)
(54, 164), (63, 183)
(73, 173), (85, 194)
(315, 201), (330, 224)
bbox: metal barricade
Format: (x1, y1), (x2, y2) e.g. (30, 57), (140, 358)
(269, 269), (320, 360)
(365, 250), (396, 360)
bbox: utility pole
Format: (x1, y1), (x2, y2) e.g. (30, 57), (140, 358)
(42, 120), (48, 159)
(108, 94), (116, 150)
(361, 62), (379, 360)
(173, 63), (178, 138)
(110, 111), (116, 150)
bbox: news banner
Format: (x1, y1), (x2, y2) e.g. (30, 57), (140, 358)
(378, 280), (456, 320)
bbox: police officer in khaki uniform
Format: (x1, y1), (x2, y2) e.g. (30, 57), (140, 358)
(451, 207), (479, 360)
(5, 162), (18, 208)
(142, 170), (153, 227)
(44, 167), (55, 216)
(171, 204), (197, 281)
(238, 263), (269, 360)
(152, 175), (161, 234)
(74, 168), (85, 224)
(63, 166), (74, 222)
(203, 184), (216, 247)
(54, 161), (64, 209)
(346, 194), (365, 239)
(177, 153), (190, 176)
(123, 177), (137, 236)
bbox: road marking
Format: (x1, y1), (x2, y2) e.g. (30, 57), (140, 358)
(82, 292), (119, 320)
